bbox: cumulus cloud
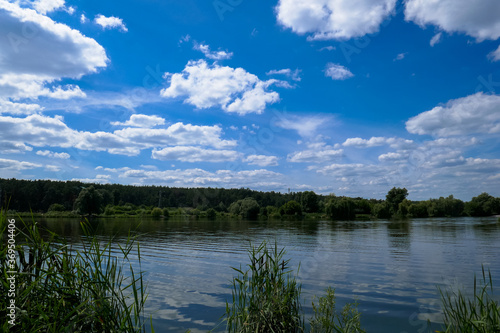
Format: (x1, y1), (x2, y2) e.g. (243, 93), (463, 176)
(342, 136), (414, 149)
(32, 0), (65, 14)
(106, 167), (285, 189)
(193, 43), (233, 60)
(36, 150), (70, 159)
(404, 0), (500, 41)
(243, 155), (279, 167)
(0, 114), (237, 157)
(324, 63), (353, 80)
(161, 60), (280, 115)
(0, 158), (42, 170)
(275, 0), (397, 40)
(0, 0), (107, 101)
(287, 142), (343, 163)
(152, 146), (241, 163)
(0, 100), (43, 115)
(111, 114), (166, 128)
(406, 92), (500, 137)
(94, 14), (128, 32)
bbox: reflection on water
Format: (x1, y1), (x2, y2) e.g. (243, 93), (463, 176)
(40, 217), (500, 333)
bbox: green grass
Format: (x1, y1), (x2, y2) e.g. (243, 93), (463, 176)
(223, 241), (365, 333)
(0, 210), (153, 332)
(437, 266), (500, 333)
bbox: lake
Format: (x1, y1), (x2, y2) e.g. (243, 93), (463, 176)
(41, 216), (500, 333)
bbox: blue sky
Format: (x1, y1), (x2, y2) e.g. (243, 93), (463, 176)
(1, 0), (500, 200)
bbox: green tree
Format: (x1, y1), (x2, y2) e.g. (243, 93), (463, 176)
(151, 207), (163, 218)
(47, 203), (65, 212)
(74, 186), (104, 216)
(372, 202), (391, 219)
(279, 200), (302, 216)
(206, 208), (217, 220)
(229, 197), (260, 220)
(465, 193), (500, 216)
(408, 202), (429, 218)
(386, 187), (408, 215)
(325, 197), (355, 220)
(300, 191), (319, 213)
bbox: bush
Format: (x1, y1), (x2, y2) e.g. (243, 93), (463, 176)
(279, 200), (302, 216)
(325, 198), (355, 220)
(206, 208), (217, 220)
(151, 207), (163, 218)
(162, 208), (170, 218)
(47, 203), (66, 212)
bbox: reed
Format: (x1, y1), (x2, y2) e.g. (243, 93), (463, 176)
(310, 287), (365, 333)
(437, 266), (500, 333)
(224, 241), (304, 332)
(0, 210), (153, 332)
(223, 241), (365, 333)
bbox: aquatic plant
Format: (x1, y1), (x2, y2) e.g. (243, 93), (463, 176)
(437, 266), (500, 333)
(0, 210), (152, 332)
(224, 241), (365, 333)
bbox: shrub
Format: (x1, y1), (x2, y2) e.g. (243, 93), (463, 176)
(47, 203), (66, 212)
(151, 207), (162, 218)
(279, 200), (302, 216)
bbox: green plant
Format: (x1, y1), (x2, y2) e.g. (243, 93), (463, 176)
(225, 241), (304, 332)
(0, 211), (153, 332)
(310, 287), (365, 333)
(437, 266), (500, 333)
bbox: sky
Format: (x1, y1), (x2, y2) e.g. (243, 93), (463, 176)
(1, 0), (500, 201)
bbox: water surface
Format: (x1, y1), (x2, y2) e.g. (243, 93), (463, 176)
(42, 217), (500, 333)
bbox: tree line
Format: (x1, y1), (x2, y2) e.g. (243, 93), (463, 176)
(1, 178), (499, 219)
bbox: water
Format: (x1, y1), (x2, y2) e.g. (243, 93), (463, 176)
(41, 216), (500, 333)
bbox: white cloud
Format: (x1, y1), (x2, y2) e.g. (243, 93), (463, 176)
(488, 45), (500, 61)
(107, 167), (285, 189)
(0, 142), (33, 154)
(275, 0), (397, 40)
(36, 150), (70, 159)
(0, 100), (43, 115)
(80, 14), (88, 23)
(152, 146), (241, 163)
(430, 32), (442, 46)
(394, 52), (408, 61)
(0, 115), (237, 157)
(32, 0), (65, 14)
(275, 115), (332, 137)
(266, 68), (302, 81)
(287, 143), (343, 163)
(0, 158), (42, 170)
(342, 137), (414, 149)
(94, 14), (128, 32)
(193, 43), (233, 60)
(111, 114), (166, 128)
(161, 60), (280, 115)
(404, 0), (500, 41)
(406, 92), (500, 137)
(0, 1), (107, 101)
(243, 155), (279, 166)
(324, 63), (353, 80)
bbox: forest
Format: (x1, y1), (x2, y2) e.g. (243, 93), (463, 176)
(1, 178), (499, 220)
